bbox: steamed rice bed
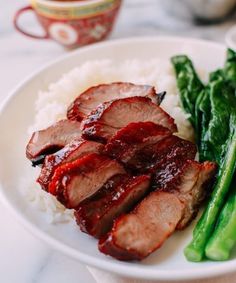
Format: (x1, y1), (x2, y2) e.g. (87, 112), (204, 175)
(22, 58), (194, 223)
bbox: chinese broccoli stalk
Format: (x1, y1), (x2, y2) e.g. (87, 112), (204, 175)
(205, 174), (236, 260)
(171, 48), (236, 262)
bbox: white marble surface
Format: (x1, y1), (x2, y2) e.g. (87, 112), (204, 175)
(1, 1), (236, 283)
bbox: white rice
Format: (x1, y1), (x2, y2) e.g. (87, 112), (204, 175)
(22, 58), (194, 223)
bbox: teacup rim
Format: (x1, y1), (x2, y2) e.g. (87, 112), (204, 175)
(31, 0), (116, 8)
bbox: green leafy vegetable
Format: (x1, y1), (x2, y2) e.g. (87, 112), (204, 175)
(196, 88), (213, 161)
(172, 49), (236, 262)
(224, 48), (236, 88)
(171, 55), (204, 127)
(207, 78), (234, 163)
(205, 175), (236, 261)
(184, 134), (236, 261)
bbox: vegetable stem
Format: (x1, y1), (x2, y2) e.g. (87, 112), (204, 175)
(205, 178), (236, 261)
(184, 136), (236, 261)
(171, 55), (204, 128)
(172, 50), (236, 262)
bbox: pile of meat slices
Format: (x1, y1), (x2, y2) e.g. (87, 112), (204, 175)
(26, 82), (217, 261)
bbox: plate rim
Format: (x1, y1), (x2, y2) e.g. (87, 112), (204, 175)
(0, 36), (234, 281)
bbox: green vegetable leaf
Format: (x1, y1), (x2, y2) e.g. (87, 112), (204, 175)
(205, 174), (236, 261)
(171, 55), (204, 127)
(224, 48), (236, 88)
(172, 49), (236, 262)
(207, 79), (233, 163)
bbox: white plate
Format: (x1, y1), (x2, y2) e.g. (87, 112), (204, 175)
(0, 36), (234, 281)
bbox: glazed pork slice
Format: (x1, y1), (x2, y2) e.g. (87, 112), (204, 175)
(98, 191), (184, 261)
(75, 174), (150, 238)
(48, 153), (126, 208)
(67, 82), (164, 121)
(174, 160), (217, 229)
(104, 122), (197, 169)
(82, 96), (177, 142)
(153, 159), (217, 228)
(37, 139), (104, 191)
(26, 119), (81, 165)
(104, 122), (171, 164)
(98, 160), (217, 261)
(124, 135), (197, 172)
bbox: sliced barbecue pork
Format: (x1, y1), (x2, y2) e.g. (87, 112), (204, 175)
(153, 159), (217, 228)
(75, 174), (150, 238)
(152, 155), (201, 191)
(99, 160), (217, 261)
(99, 191), (184, 261)
(104, 122), (171, 164)
(67, 82), (164, 121)
(82, 97), (177, 142)
(37, 139), (104, 191)
(26, 119), (81, 165)
(174, 161), (217, 229)
(48, 153), (125, 208)
(126, 135), (197, 173)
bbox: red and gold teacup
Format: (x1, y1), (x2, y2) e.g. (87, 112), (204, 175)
(14, 0), (122, 48)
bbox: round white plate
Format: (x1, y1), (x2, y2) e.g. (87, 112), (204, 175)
(0, 36), (234, 281)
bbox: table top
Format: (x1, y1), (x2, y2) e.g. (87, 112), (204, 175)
(1, 1), (236, 282)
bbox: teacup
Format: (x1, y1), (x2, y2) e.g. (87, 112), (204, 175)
(14, 0), (122, 48)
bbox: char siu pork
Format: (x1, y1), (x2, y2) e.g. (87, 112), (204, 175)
(26, 119), (81, 165)
(48, 153), (125, 208)
(104, 122), (171, 164)
(105, 129), (197, 174)
(99, 160), (217, 260)
(153, 159), (217, 228)
(67, 82), (165, 121)
(99, 191), (184, 261)
(38, 139), (104, 191)
(75, 174), (150, 238)
(174, 161), (217, 229)
(82, 96), (177, 142)
(25, 80), (219, 263)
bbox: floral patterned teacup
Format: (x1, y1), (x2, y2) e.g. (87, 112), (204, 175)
(14, 0), (122, 48)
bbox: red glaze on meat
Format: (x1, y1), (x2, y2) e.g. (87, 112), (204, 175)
(24, 80), (218, 263)
(67, 82), (159, 121)
(153, 155), (199, 191)
(48, 153), (125, 208)
(126, 135), (197, 173)
(26, 119), (81, 164)
(173, 160), (217, 229)
(104, 122), (171, 164)
(82, 97), (177, 142)
(37, 139), (104, 191)
(75, 174), (151, 238)
(99, 160), (217, 261)
(98, 191), (184, 261)
(153, 159), (217, 228)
